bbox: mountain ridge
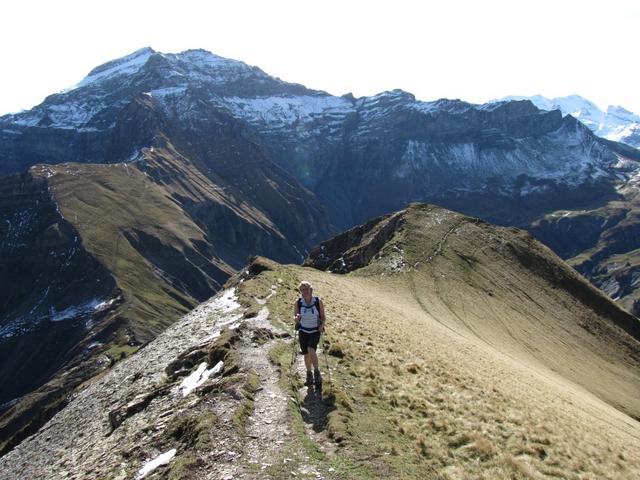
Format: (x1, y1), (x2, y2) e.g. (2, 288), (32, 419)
(1, 203), (639, 478)
(2, 48), (640, 458)
(496, 94), (640, 149)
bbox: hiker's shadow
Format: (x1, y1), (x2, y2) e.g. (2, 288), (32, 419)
(300, 386), (333, 433)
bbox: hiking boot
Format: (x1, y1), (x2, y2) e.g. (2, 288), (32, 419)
(314, 369), (322, 387)
(304, 370), (313, 386)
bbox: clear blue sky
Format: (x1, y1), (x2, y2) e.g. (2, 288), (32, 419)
(2, 0), (639, 115)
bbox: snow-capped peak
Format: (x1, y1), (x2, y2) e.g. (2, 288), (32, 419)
(171, 49), (249, 69)
(606, 105), (640, 124)
(67, 47), (270, 94)
(73, 47), (157, 90)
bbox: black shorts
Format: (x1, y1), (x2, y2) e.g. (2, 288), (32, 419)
(298, 330), (321, 354)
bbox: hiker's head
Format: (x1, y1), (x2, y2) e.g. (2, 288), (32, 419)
(298, 281), (313, 296)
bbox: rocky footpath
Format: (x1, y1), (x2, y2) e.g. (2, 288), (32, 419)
(0, 279), (331, 479)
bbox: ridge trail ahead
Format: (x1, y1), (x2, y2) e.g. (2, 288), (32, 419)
(0, 277), (340, 480)
(2, 204), (640, 478)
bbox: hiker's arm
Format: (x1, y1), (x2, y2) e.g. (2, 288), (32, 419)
(318, 299), (326, 332)
(294, 301), (300, 326)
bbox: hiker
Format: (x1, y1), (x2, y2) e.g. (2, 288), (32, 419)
(294, 281), (326, 388)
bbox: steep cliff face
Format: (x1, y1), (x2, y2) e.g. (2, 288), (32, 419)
(206, 88), (622, 228)
(0, 171), (119, 405)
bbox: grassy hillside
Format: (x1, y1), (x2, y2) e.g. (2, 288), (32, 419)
(2, 204), (639, 479)
(41, 160), (226, 341)
(38, 138), (302, 340)
(243, 204), (640, 479)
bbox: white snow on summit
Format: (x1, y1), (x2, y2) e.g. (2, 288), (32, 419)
(74, 47), (156, 90)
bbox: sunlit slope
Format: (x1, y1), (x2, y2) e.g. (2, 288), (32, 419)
(37, 141), (296, 340)
(38, 159), (231, 340)
(289, 266), (640, 477)
(290, 200), (640, 477)
(307, 203), (640, 419)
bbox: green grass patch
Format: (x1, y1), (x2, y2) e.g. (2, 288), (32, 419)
(49, 161), (208, 342)
(236, 259), (301, 331)
(232, 370), (261, 434)
(165, 411), (218, 450)
(167, 452), (197, 480)
(104, 343), (139, 361)
(267, 341), (294, 369)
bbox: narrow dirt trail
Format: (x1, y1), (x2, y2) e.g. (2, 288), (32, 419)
(213, 298), (337, 479)
(294, 343), (335, 457)
(205, 307), (295, 480)
(239, 313), (292, 475)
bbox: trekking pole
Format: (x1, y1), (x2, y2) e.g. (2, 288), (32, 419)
(289, 328), (298, 376)
(288, 328), (304, 413)
(320, 331), (333, 388)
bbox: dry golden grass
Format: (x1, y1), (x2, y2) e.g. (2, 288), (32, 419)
(299, 268), (640, 479)
(239, 205), (640, 478)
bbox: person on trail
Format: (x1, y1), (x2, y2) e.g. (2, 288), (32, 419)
(294, 281), (326, 388)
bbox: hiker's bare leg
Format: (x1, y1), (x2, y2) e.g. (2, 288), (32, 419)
(304, 352), (312, 370)
(307, 348), (319, 370)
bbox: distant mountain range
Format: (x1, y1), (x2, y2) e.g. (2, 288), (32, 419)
(1, 48), (640, 455)
(496, 94), (640, 148)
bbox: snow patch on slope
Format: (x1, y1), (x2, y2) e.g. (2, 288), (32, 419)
(135, 449), (177, 479)
(179, 360), (224, 396)
(224, 94), (353, 127)
(0, 296), (119, 339)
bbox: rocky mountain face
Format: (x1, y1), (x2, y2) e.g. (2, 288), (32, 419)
(1, 204), (639, 479)
(208, 88), (626, 229)
(3, 49), (637, 242)
(0, 48), (334, 452)
(0, 170), (119, 406)
(2, 50), (633, 225)
(1, 47), (640, 455)
(498, 94), (640, 149)
(529, 157), (640, 317)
